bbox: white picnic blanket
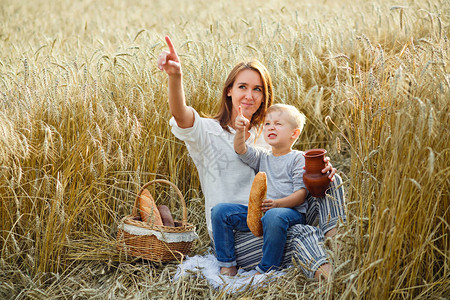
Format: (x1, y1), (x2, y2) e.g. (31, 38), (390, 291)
(173, 253), (286, 292)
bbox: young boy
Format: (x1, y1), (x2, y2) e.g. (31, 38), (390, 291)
(211, 103), (308, 276)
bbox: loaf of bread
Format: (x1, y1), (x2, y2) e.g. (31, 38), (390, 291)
(139, 189), (163, 226)
(247, 172), (267, 237)
(157, 205), (175, 227)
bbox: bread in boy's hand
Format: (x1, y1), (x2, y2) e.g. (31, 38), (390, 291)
(157, 205), (175, 227)
(139, 189), (163, 226)
(247, 172), (267, 237)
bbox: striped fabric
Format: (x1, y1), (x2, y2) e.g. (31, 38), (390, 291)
(306, 173), (347, 233)
(235, 227), (296, 270)
(233, 174), (346, 277)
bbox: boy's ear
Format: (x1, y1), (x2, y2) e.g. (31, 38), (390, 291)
(292, 128), (301, 139)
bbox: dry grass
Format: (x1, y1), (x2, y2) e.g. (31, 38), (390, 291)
(0, 0), (449, 298)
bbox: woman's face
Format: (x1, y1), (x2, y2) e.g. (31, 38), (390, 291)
(227, 69), (264, 121)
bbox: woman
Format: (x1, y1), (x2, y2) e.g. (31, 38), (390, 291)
(157, 36), (345, 280)
(157, 36), (276, 237)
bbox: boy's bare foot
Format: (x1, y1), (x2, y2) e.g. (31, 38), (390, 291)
(220, 266), (237, 276)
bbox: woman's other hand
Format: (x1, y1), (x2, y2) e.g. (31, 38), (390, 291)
(157, 36), (182, 76)
(322, 156), (336, 181)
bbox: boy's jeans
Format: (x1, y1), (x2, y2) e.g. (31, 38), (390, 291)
(211, 203), (306, 273)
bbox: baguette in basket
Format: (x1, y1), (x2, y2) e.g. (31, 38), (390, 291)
(158, 205), (176, 227)
(116, 179), (198, 262)
(139, 189), (163, 225)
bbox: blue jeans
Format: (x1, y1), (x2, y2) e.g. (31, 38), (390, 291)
(211, 203), (306, 273)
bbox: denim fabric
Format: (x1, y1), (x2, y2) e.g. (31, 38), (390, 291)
(211, 203), (305, 272)
(211, 203), (249, 267)
(257, 208), (305, 273)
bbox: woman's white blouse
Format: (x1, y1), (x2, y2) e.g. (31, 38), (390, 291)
(170, 107), (269, 235)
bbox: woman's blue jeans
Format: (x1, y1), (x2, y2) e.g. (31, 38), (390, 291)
(211, 203), (306, 273)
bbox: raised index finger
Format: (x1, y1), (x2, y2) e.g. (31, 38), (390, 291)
(165, 36), (177, 55)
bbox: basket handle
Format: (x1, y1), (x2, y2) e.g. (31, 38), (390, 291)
(132, 179), (187, 226)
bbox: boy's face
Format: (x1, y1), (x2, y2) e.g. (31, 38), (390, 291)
(263, 111), (298, 148)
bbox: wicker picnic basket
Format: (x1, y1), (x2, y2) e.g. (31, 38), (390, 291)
(116, 179), (197, 262)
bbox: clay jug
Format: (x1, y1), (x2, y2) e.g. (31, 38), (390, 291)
(303, 149), (331, 197)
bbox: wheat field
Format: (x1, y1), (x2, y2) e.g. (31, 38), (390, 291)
(0, 0), (448, 298)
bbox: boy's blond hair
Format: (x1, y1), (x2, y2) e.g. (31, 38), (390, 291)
(266, 104), (306, 133)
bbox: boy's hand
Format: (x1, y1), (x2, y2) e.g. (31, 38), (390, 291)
(157, 36), (182, 76)
(261, 199), (278, 212)
(235, 106), (250, 132)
